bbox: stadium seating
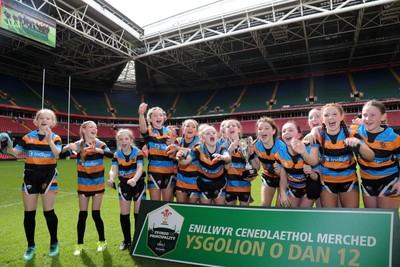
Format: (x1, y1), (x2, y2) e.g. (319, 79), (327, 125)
(313, 73), (352, 104)
(107, 90), (141, 117)
(351, 68), (400, 100)
(143, 91), (177, 116)
(24, 80), (76, 113)
(72, 89), (109, 116)
(236, 83), (275, 112)
(0, 73), (41, 108)
(0, 116), (27, 134)
(205, 86), (243, 114)
(97, 125), (116, 139)
(387, 110), (400, 127)
(274, 77), (311, 109)
(173, 90), (213, 117)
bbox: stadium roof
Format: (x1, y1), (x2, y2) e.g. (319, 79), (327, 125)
(0, 0), (399, 93)
(0, 0), (142, 90)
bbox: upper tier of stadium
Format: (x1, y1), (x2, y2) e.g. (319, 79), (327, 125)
(0, 0), (399, 93)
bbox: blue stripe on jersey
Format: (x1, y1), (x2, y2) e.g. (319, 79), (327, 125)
(77, 158), (103, 167)
(226, 179), (251, 188)
(148, 159), (175, 168)
(26, 150), (54, 158)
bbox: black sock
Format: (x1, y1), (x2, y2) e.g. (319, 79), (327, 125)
(92, 210), (105, 241)
(134, 213), (138, 230)
(77, 211), (88, 244)
(44, 209), (58, 245)
(24, 210), (36, 247)
(120, 214), (131, 243)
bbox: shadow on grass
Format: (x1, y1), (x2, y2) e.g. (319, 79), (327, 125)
(24, 257), (35, 267)
(102, 249), (113, 266)
(50, 254), (60, 267)
(80, 250), (96, 267)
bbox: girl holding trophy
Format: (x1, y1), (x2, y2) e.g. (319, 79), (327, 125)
(176, 124), (231, 205)
(224, 119), (257, 206)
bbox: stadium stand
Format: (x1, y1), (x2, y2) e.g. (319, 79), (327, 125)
(351, 68), (400, 100)
(24, 80), (74, 113)
(206, 86), (243, 115)
(72, 89), (109, 117)
(274, 77), (311, 108)
(236, 83), (276, 112)
(0, 74), (41, 109)
(107, 90), (142, 117)
(0, 116), (28, 134)
(0, 0), (398, 155)
(143, 91), (176, 115)
(173, 90), (212, 117)
(97, 125), (117, 139)
(313, 73), (352, 104)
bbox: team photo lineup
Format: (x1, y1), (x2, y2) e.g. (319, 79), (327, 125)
(1, 98), (399, 261)
(0, 0), (399, 265)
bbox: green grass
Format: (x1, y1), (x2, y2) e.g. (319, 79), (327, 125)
(0, 159), (264, 266)
(0, 159), (194, 266)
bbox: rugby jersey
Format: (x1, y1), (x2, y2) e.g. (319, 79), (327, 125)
(350, 124), (400, 180)
(190, 142), (228, 180)
(252, 138), (286, 180)
(142, 127), (175, 176)
(175, 136), (201, 190)
(74, 139), (110, 194)
(315, 128), (357, 183)
(15, 130), (61, 170)
(111, 146), (145, 182)
(275, 145), (316, 189)
(225, 140), (251, 193)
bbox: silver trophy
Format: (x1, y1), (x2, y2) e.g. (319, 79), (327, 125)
(238, 138), (252, 170)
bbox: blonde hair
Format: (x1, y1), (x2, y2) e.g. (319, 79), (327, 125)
(146, 106), (166, 126)
(79, 121), (96, 140)
(34, 108), (57, 127)
(79, 120), (97, 163)
(198, 124), (217, 141)
(115, 128), (135, 148)
(182, 119), (198, 129)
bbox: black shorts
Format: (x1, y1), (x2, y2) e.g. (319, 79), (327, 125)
(118, 179), (146, 201)
(147, 173), (174, 190)
(287, 186), (307, 199)
(22, 168), (58, 194)
(225, 191), (252, 203)
(261, 173), (280, 188)
(361, 175), (398, 197)
(322, 180), (359, 194)
(197, 177), (226, 200)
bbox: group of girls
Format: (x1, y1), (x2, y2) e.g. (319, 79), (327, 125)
(137, 100), (400, 212)
(3, 99), (400, 261)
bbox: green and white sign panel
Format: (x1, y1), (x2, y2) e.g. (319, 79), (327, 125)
(132, 201), (399, 267)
